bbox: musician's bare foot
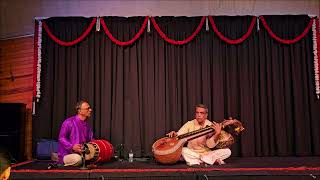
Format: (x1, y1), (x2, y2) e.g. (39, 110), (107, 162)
(186, 162), (201, 167)
(87, 164), (97, 169)
(215, 159), (225, 165)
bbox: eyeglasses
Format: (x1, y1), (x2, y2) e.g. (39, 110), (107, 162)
(81, 107), (92, 111)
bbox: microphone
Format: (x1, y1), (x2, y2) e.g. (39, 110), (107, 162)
(79, 143), (89, 170)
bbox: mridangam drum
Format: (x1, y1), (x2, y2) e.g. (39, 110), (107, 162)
(85, 139), (114, 163)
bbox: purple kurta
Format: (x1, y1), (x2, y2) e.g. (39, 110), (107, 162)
(57, 115), (93, 164)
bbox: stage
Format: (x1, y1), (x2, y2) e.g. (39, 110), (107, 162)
(10, 157), (320, 180)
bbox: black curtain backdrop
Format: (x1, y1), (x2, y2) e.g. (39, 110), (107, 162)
(34, 15), (320, 157)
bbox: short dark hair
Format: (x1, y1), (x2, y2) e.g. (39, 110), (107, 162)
(195, 104), (208, 113)
(75, 100), (89, 113)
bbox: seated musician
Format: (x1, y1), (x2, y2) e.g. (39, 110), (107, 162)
(57, 100), (94, 166)
(0, 150), (11, 180)
(167, 104), (232, 166)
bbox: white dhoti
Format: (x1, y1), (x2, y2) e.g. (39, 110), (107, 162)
(63, 153), (82, 166)
(181, 147), (231, 166)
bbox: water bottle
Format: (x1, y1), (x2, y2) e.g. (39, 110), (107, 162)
(128, 149), (134, 162)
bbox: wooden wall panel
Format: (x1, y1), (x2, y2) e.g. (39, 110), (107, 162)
(0, 36), (34, 160)
(0, 36), (34, 108)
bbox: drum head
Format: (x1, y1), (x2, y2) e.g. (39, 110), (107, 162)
(84, 143), (96, 161)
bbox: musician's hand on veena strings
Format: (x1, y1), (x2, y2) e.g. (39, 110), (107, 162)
(166, 131), (177, 138)
(211, 122), (222, 135)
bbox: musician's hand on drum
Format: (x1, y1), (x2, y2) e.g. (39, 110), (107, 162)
(72, 144), (82, 153)
(166, 131), (177, 138)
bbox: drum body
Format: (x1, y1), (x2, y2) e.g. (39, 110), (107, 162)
(85, 139), (114, 163)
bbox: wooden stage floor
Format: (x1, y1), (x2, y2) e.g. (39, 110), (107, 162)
(10, 156), (320, 180)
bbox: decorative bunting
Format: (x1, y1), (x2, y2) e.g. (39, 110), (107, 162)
(318, 17), (320, 99)
(36, 20), (42, 102)
(42, 18), (96, 46)
(260, 16), (313, 44)
(101, 16), (148, 46)
(42, 16), (314, 46)
(150, 16), (205, 45)
(257, 17), (260, 32)
(312, 18), (320, 99)
(208, 16), (257, 44)
(32, 20), (38, 115)
(32, 19), (42, 115)
(206, 17), (209, 31)
(96, 17), (100, 32)
(147, 17), (151, 33)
